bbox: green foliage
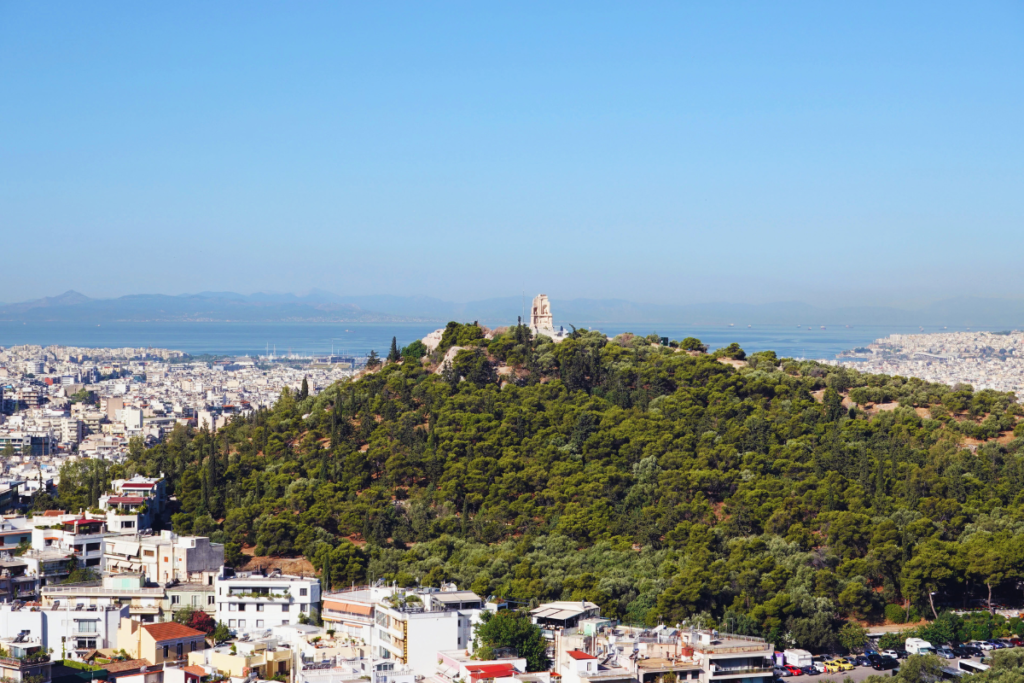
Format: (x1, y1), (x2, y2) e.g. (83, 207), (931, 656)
(437, 322), (485, 355)
(679, 337), (708, 352)
(878, 631), (908, 649)
(838, 622), (868, 652)
(473, 610), (549, 672)
(402, 340), (428, 361)
(885, 603), (921, 624)
(212, 622), (231, 643)
(74, 321), (1024, 651)
(712, 342), (746, 360)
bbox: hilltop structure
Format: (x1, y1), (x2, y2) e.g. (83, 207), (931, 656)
(531, 294), (569, 341)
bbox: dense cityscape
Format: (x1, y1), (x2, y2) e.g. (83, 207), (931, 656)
(4, 2), (1022, 683)
(832, 332), (1024, 396)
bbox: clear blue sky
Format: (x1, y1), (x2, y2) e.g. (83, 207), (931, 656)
(2, 2), (1022, 306)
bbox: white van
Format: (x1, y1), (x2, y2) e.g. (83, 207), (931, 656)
(906, 638), (935, 656)
(784, 649), (813, 668)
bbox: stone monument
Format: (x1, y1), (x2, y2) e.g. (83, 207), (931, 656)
(531, 294), (554, 333)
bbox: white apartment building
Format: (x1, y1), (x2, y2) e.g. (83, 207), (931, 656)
(104, 530), (223, 583)
(214, 570), (321, 634)
(0, 601), (128, 658)
(32, 516), (108, 569)
(41, 572), (166, 623)
(372, 589), (486, 676)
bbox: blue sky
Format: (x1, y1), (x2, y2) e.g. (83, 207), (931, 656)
(1, 2), (1022, 306)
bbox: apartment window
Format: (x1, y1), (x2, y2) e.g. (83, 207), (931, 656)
(229, 620), (236, 628)
(208, 596), (215, 606)
(282, 604), (289, 612)
(238, 620), (246, 629)
(256, 603), (263, 612)
(143, 550), (155, 557)
(299, 588), (308, 597)
(171, 595), (181, 605)
(256, 620), (264, 628)
(121, 521), (135, 529)
(86, 558), (101, 567)
(86, 542), (101, 552)
(229, 603), (237, 612)
(74, 545), (84, 553)
(77, 639), (97, 649)
(176, 643), (183, 658)
(191, 641), (197, 652)
(192, 595), (200, 607)
(238, 603), (246, 612)
(163, 645), (169, 659)
(76, 620), (98, 633)
(299, 604), (307, 613)
(281, 620), (289, 626)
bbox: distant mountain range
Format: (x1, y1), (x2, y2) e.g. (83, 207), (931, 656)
(2, 290), (1024, 328)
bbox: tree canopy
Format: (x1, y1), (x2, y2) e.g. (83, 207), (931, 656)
(80, 321), (1024, 650)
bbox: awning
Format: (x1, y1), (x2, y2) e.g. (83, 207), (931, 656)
(112, 541), (140, 556)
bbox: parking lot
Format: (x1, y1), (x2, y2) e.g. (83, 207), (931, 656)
(778, 656), (986, 682)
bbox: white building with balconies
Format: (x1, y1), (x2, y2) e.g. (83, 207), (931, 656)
(214, 569), (321, 634)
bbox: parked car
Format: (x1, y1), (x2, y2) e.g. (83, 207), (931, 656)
(774, 667), (790, 678)
(882, 650), (901, 659)
(976, 641), (996, 651)
(872, 657), (899, 671)
(935, 647), (957, 660)
(826, 659), (853, 672)
(990, 640), (1010, 649)
(1009, 638), (1024, 647)
(783, 665), (804, 676)
(853, 655), (872, 667)
(894, 648), (910, 659)
(800, 666), (819, 676)
(955, 644), (983, 657)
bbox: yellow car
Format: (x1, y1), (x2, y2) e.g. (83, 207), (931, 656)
(824, 659), (853, 673)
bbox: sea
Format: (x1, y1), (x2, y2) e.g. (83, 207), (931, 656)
(0, 321), (1001, 361)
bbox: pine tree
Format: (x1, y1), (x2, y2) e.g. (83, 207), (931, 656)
(387, 336), (401, 363)
(366, 350), (381, 369)
(321, 552), (333, 591)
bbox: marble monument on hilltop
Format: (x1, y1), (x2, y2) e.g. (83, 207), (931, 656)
(531, 294), (568, 341)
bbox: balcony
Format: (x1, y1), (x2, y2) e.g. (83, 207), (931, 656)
(0, 654), (51, 670)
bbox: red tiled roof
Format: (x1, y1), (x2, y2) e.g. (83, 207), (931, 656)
(42, 510), (66, 517)
(141, 622), (205, 642)
(103, 659), (152, 673)
(567, 650), (596, 660)
(466, 664), (517, 680)
(109, 497), (145, 505)
(183, 666), (207, 677)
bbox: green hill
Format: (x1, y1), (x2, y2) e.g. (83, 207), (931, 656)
(54, 322), (1024, 649)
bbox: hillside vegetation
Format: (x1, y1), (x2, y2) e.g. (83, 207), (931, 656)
(54, 322), (1024, 651)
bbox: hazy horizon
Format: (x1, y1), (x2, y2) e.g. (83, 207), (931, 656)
(3, 2), (1022, 306)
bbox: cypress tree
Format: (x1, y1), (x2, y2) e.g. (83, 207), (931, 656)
(387, 336), (401, 363)
(322, 552), (332, 591)
(299, 377), (309, 400)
